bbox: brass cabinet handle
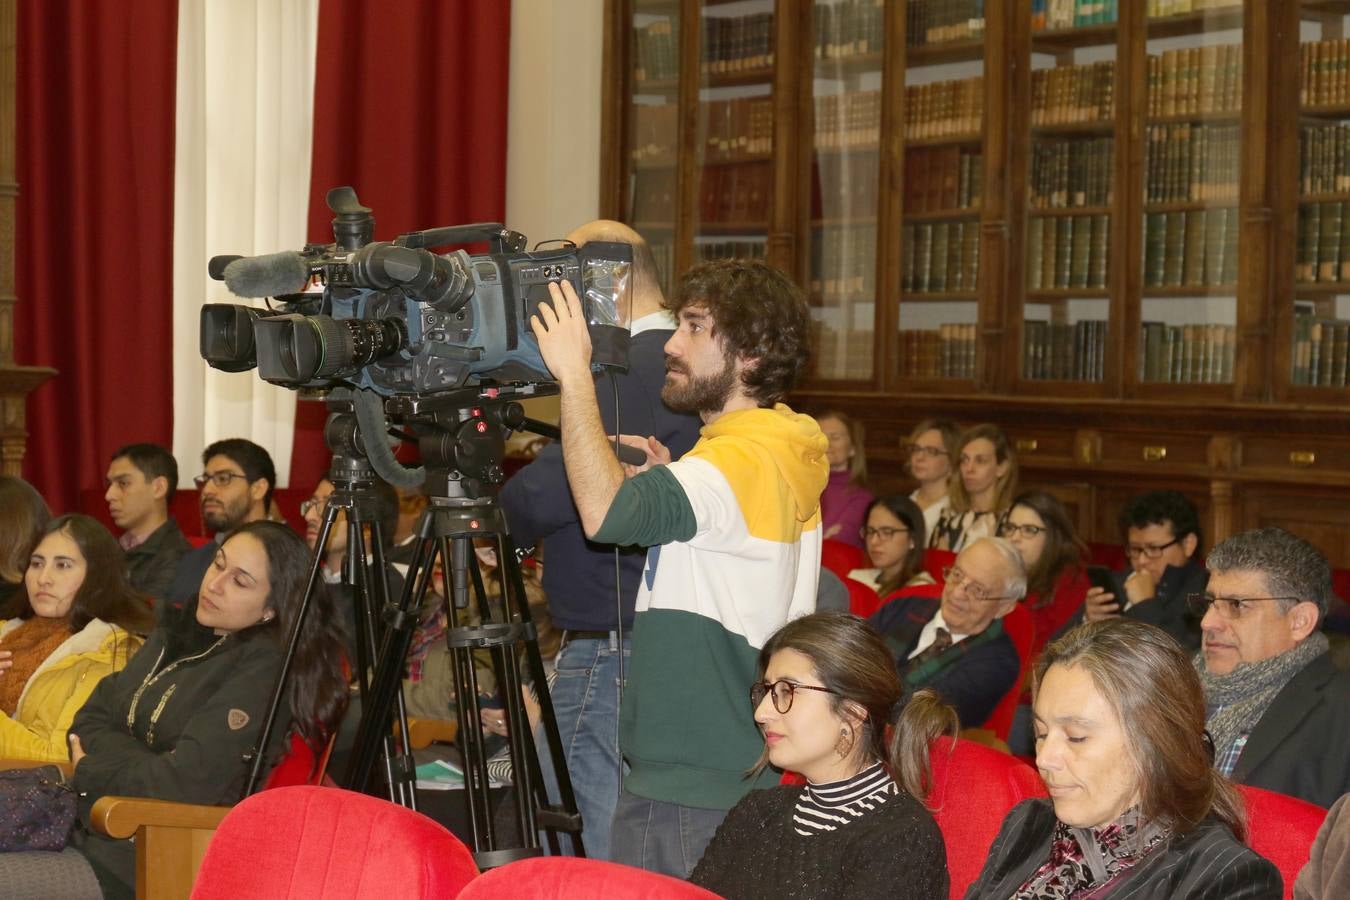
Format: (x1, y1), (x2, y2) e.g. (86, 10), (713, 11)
(1142, 445), (1167, 462)
(1289, 450), (1316, 467)
(1015, 438), (1038, 453)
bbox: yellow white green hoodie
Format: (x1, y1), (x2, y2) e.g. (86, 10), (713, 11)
(593, 403), (828, 809)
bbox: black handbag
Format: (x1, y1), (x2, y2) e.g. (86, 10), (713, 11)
(0, 766), (77, 852)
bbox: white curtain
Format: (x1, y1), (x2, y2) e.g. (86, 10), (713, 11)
(171, 0), (320, 488)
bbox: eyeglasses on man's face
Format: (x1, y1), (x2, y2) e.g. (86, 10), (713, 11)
(300, 497), (330, 517)
(999, 522), (1046, 539)
(1187, 593), (1298, 620)
(1125, 538), (1179, 560)
(907, 443), (949, 459)
(942, 565), (1009, 604)
(193, 470), (249, 490)
(750, 679), (836, 714)
(861, 525), (909, 541)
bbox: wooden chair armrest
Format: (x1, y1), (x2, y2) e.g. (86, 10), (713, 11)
(0, 758), (73, 778)
(90, 796), (232, 839)
(406, 717), (458, 749)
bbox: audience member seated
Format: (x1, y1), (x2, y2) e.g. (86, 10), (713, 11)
(905, 418), (961, 539)
(930, 424), (1017, 553)
(1196, 527), (1350, 809)
(1065, 489), (1207, 652)
(0, 475), (51, 608)
(690, 611), (952, 899)
(0, 515), (153, 761)
(869, 536), (1025, 728)
(104, 442), (192, 602)
(966, 619), (1282, 899)
(67, 521), (349, 899)
(1296, 792), (1350, 899)
(849, 494), (935, 599)
(816, 410), (873, 549)
(163, 438), (277, 614)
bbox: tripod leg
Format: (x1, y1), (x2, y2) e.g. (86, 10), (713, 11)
(444, 535), (496, 849)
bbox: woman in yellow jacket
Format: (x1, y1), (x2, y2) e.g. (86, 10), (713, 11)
(0, 514), (154, 761)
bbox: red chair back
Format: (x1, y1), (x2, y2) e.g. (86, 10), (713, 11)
(926, 736), (1047, 899)
(457, 857), (721, 899)
(190, 786), (478, 899)
(980, 602), (1035, 740)
(924, 548), (957, 583)
(1237, 784), (1328, 900)
(821, 538), (867, 580)
(845, 577), (881, 618)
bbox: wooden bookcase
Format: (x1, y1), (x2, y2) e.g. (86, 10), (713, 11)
(602, 0), (1350, 566)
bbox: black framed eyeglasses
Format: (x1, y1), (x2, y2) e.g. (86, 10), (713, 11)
(1186, 593), (1299, 619)
(1125, 538), (1179, 560)
(750, 679), (836, 714)
(999, 522), (1046, 539)
(860, 525), (909, 541)
(194, 471), (249, 489)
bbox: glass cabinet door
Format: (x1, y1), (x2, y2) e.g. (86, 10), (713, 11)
(628, 1), (682, 296)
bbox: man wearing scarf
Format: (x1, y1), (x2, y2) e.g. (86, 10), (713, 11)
(1196, 527), (1350, 808)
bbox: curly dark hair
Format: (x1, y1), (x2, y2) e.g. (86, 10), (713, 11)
(1118, 490), (1202, 554)
(667, 259), (811, 405)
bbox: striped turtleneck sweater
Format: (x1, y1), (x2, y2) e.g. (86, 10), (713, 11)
(793, 762), (898, 836)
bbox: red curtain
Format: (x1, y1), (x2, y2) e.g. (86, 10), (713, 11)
(290, 0), (513, 491)
(14, 0), (179, 514)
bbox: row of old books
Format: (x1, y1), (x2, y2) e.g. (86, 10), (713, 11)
(905, 77), (984, 139)
(1147, 0), (1240, 16)
(813, 91), (881, 151)
(1139, 322), (1235, 384)
(899, 325), (978, 379)
(1146, 45), (1242, 119)
(1027, 215), (1110, 291)
(1300, 38), (1350, 108)
(1144, 123), (1239, 204)
(633, 19), (677, 83)
(813, 0), (883, 60)
(810, 224), (877, 302)
(700, 13), (774, 75)
(813, 152), (880, 221)
(1023, 320), (1107, 381)
(906, 146), (983, 213)
(1030, 138), (1113, 209)
(695, 239), (766, 263)
(630, 104), (677, 166)
(1292, 312), (1350, 387)
(906, 0), (985, 47)
(703, 97), (774, 161)
(630, 169), (675, 223)
(902, 222), (981, 294)
(1030, 61), (1115, 126)
(1143, 208), (1239, 288)
(698, 163), (771, 225)
(811, 324), (874, 381)
(1296, 202), (1350, 284)
(1031, 0), (1117, 31)
(1301, 123), (1350, 196)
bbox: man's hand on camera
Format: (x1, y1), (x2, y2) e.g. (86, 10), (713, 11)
(532, 280), (594, 388)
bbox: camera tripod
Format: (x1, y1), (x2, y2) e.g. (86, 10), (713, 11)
(342, 388), (585, 867)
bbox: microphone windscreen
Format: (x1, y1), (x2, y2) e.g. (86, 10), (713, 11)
(222, 251), (310, 298)
(208, 255), (243, 281)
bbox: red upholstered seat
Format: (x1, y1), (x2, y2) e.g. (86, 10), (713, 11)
(980, 601), (1035, 740)
(458, 857), (721, 899)
(821, 538), (867, 580)
(190, 786), (478, 900)
(1237, 784), (1328, 900)
(924, 548), (957, 583)
(845, 576), (881, 617)
(926, 736), (1047, 899)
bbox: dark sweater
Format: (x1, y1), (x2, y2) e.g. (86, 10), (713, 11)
(124, 518), (192, 602)
(689, 783), (949, 900)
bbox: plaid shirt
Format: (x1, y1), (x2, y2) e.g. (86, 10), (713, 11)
(1212, 713), (1250, 777)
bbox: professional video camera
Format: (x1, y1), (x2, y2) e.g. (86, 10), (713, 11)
(200, 186), (632, 394)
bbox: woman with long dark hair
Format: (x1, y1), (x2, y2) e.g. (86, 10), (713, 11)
(999, 491), (1090, 659)
(0, 514), (153, 761)
(966, 619), (1281, 899)
(849, 494), (934, 600)
(690, 611), (953, 899)
(68, 521), (349, 898)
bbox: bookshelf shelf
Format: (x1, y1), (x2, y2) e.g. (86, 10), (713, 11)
(905, 208), (980, 222)
(1030, 120), (1115, 137)
(1028, 206), (1113, 218)
(901, 291), (979, 302)
(1294, 282), (1350, 294)
(811, 216), (878, 227)
(700, 67), (775, 88)
(633, 160), (678, 172)
(906, 38), (985, 67)
(1301, 0), (1350, 17)
(1026, 289), (1110, 299)
(700, 154), (772, 166)
(1143, 201), (1238, 213)
(1300, 104), (1350, 121)
(1146, 111), (1241, 125)
(812, 144), (881, 157)
(904, 132), (984, 149)
(1145, 7), (1245, 41)
(1141, 285), (1238, 297)
(696, 221), (769, 235)
(1030, 23), (1118, 54)
(1298, 194), (1350, 205)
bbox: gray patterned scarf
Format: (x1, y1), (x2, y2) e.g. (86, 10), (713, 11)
(1197, 632), (1328, 763)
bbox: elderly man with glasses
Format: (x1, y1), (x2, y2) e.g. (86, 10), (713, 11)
(868, 536), (1026, 728)
(1195, 526), (1350, 809)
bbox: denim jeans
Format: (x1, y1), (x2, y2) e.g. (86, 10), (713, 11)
(609, 789), (728, 879)
(535, 634), (630, 860)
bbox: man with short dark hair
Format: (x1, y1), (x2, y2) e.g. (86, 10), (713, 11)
(1197, 527), (1350, 808)
(1073, 489), (1208, 651)
(163, 439), (276, 611)
(532, 257), (828, 877)
(104, 443), (191, 600)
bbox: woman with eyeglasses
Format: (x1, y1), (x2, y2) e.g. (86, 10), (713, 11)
(815, 411), (874, 550)
(848, 495), (935, 601)
(966, 619), (1280, 900)
(904, 418), (961, 539)
(690, 611), (954, 899)
(930, 424), (1018, 553)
